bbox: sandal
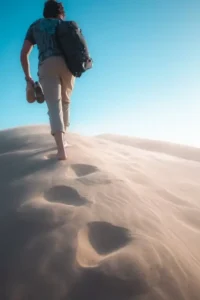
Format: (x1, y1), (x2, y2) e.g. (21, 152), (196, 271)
(34, 82), (45, 104)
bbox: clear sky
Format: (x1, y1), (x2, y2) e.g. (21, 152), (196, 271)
(0, 0), (200, 146)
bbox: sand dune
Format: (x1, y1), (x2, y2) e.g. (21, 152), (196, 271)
(0, 125), (200, 300)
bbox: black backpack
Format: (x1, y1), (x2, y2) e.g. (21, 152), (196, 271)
(56, 21), (93, 78)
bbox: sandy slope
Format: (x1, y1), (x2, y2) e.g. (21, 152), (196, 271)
(0, 125), (200, 300)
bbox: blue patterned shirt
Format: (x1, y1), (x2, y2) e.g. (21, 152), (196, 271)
(25, 18), (62, 65)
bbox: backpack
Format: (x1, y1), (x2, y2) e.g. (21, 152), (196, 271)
(56, 20), (93, 78)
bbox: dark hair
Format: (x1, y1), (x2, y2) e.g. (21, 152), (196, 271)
(43, 0), (65, 18)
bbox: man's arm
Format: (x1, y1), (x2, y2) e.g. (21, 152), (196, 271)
(20, 23), (36, 83)
(20, 40), (34, 82)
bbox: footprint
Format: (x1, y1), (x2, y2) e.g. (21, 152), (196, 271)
(70, 164), (114, 185)
(87, 222), (132, 255)
(77, 172), (113, 186)
(71, 164), (99, 177)
(44, 186), (89, 207)
(76, 222), (132, 267)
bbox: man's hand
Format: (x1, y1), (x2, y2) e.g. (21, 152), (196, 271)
(25, 76), (34, 85)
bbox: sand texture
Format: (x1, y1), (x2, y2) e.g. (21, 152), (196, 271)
(0, 125), (200, 300)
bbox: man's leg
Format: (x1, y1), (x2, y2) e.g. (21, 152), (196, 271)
(60, 63), (75, 132)
(42, 76), (67, 159)
(54, 132), (66, 160)
(39, 58), (67, 160)
(62, 101), (70, 132)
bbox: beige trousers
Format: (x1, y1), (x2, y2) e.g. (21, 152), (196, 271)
(38, 56), (75, 135)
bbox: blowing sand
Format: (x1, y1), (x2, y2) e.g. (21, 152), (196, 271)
(0, 125), (200, 300)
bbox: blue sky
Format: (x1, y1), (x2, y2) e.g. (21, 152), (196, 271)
(0, 0), (200, 146)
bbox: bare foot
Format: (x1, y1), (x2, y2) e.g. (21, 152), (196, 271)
(57, 149), (67, 160)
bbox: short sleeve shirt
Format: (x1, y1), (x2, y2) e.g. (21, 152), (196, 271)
(25, 18), (62, 65)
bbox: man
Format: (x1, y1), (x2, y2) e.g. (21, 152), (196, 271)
(20, 0), (75, 160)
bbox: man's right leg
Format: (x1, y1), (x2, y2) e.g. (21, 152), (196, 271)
(42, 76), (67, 159)
(39, 58), (67, 160)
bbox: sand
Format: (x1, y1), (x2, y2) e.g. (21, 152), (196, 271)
(0, 125), (200, 300)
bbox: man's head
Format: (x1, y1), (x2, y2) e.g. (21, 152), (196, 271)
(43, 0), (65, 19)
